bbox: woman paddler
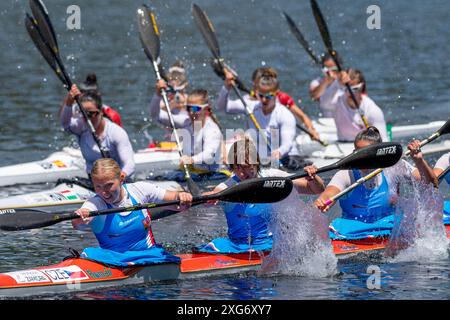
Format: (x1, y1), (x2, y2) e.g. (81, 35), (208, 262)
(215, 68), (303, 170)
(149, 61), (190, 141)
(331, 69), (389, 142)
(72, 158), (193, 267)
(178, 89), (224, 175)
(314, 126), (437, 240)
(309, 52), (345, 118)
(195, 135), (325, 254)
(217, 66), (321, 142)
(79, 73), (123, 127)
(60, 85), (135, 181)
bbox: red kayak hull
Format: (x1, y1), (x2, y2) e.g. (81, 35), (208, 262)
(0, 225), (448, 297)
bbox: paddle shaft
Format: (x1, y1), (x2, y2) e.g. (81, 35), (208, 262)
(330, 53), (370, 129)
(152, 61), (194, 181)
(59, 194), (218, 223)
(191, 5), (274, 153)
(310, 0), (369, 129)
(0, 176), (294, 231)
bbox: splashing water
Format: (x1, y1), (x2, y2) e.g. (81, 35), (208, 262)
(385, 170), (449, 262)
(260, 192), (337, 278)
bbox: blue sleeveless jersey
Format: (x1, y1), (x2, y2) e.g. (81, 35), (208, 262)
(93, 184), (154, 252)
(197, 175), (273, 253)
(330, 170), (395, 240)
(81, 184), (180, 266)
(339, 170), (395, 223)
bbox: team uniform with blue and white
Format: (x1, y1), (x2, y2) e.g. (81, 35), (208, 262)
(327, 160), (414, 240)
(74, 182), (180, 267)
(197, 168), (288, 254)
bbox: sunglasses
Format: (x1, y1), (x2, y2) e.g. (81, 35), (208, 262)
(166, 83), (187, 94)
(86, 111), (100, 118)
(257, 92), (277, 100)
(322, 66), (339, 73)
(166, 87), (183, 95)
(346, 83), (364, 93)
(187, 103), (208, 113)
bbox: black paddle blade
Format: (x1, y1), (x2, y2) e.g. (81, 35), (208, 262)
(0, 209), (65, 231)
(29, 0), (59, 56)
(186, 177), (202, 197)
(137, 5), (161, 63)
(310, 0), (333, 52)
(438, 118), (450, 136)
(192, 3), (221, 60)
(25, 14), (66, 85)
(283, 12), (320, 65)
(217, 177), (293, 204)
(334, 142), (403, 170)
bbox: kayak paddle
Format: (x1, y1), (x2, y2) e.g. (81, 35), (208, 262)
(137, 5), (201, 197)
(283, 12), (321, 65)
(0, 176), (293, 231)
(324, 118), (450, 206)
(289, 142), (403, 180)
(26, 0), (109, 158)
(310, 0), (369, 129)
(191, 3), (273, 153)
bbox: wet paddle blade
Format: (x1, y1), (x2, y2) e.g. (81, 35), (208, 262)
(186, 177), (202, 197)
(333, 142), (403, 170)
(438, 118), (450, 136)
(137, 5), (161, 63)
(290, 142), (403, 180)
(192, 3), (221, 60)
(25, 14), (66, 85)
(310, 0), (333, 53)
(0, 209), (69, 231)
(29, 0), (59, 56)
(283, 12), (320, 65)
(216, 177), (293, 204)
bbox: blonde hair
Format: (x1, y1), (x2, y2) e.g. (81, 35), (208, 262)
(91, 158), (122, 180)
